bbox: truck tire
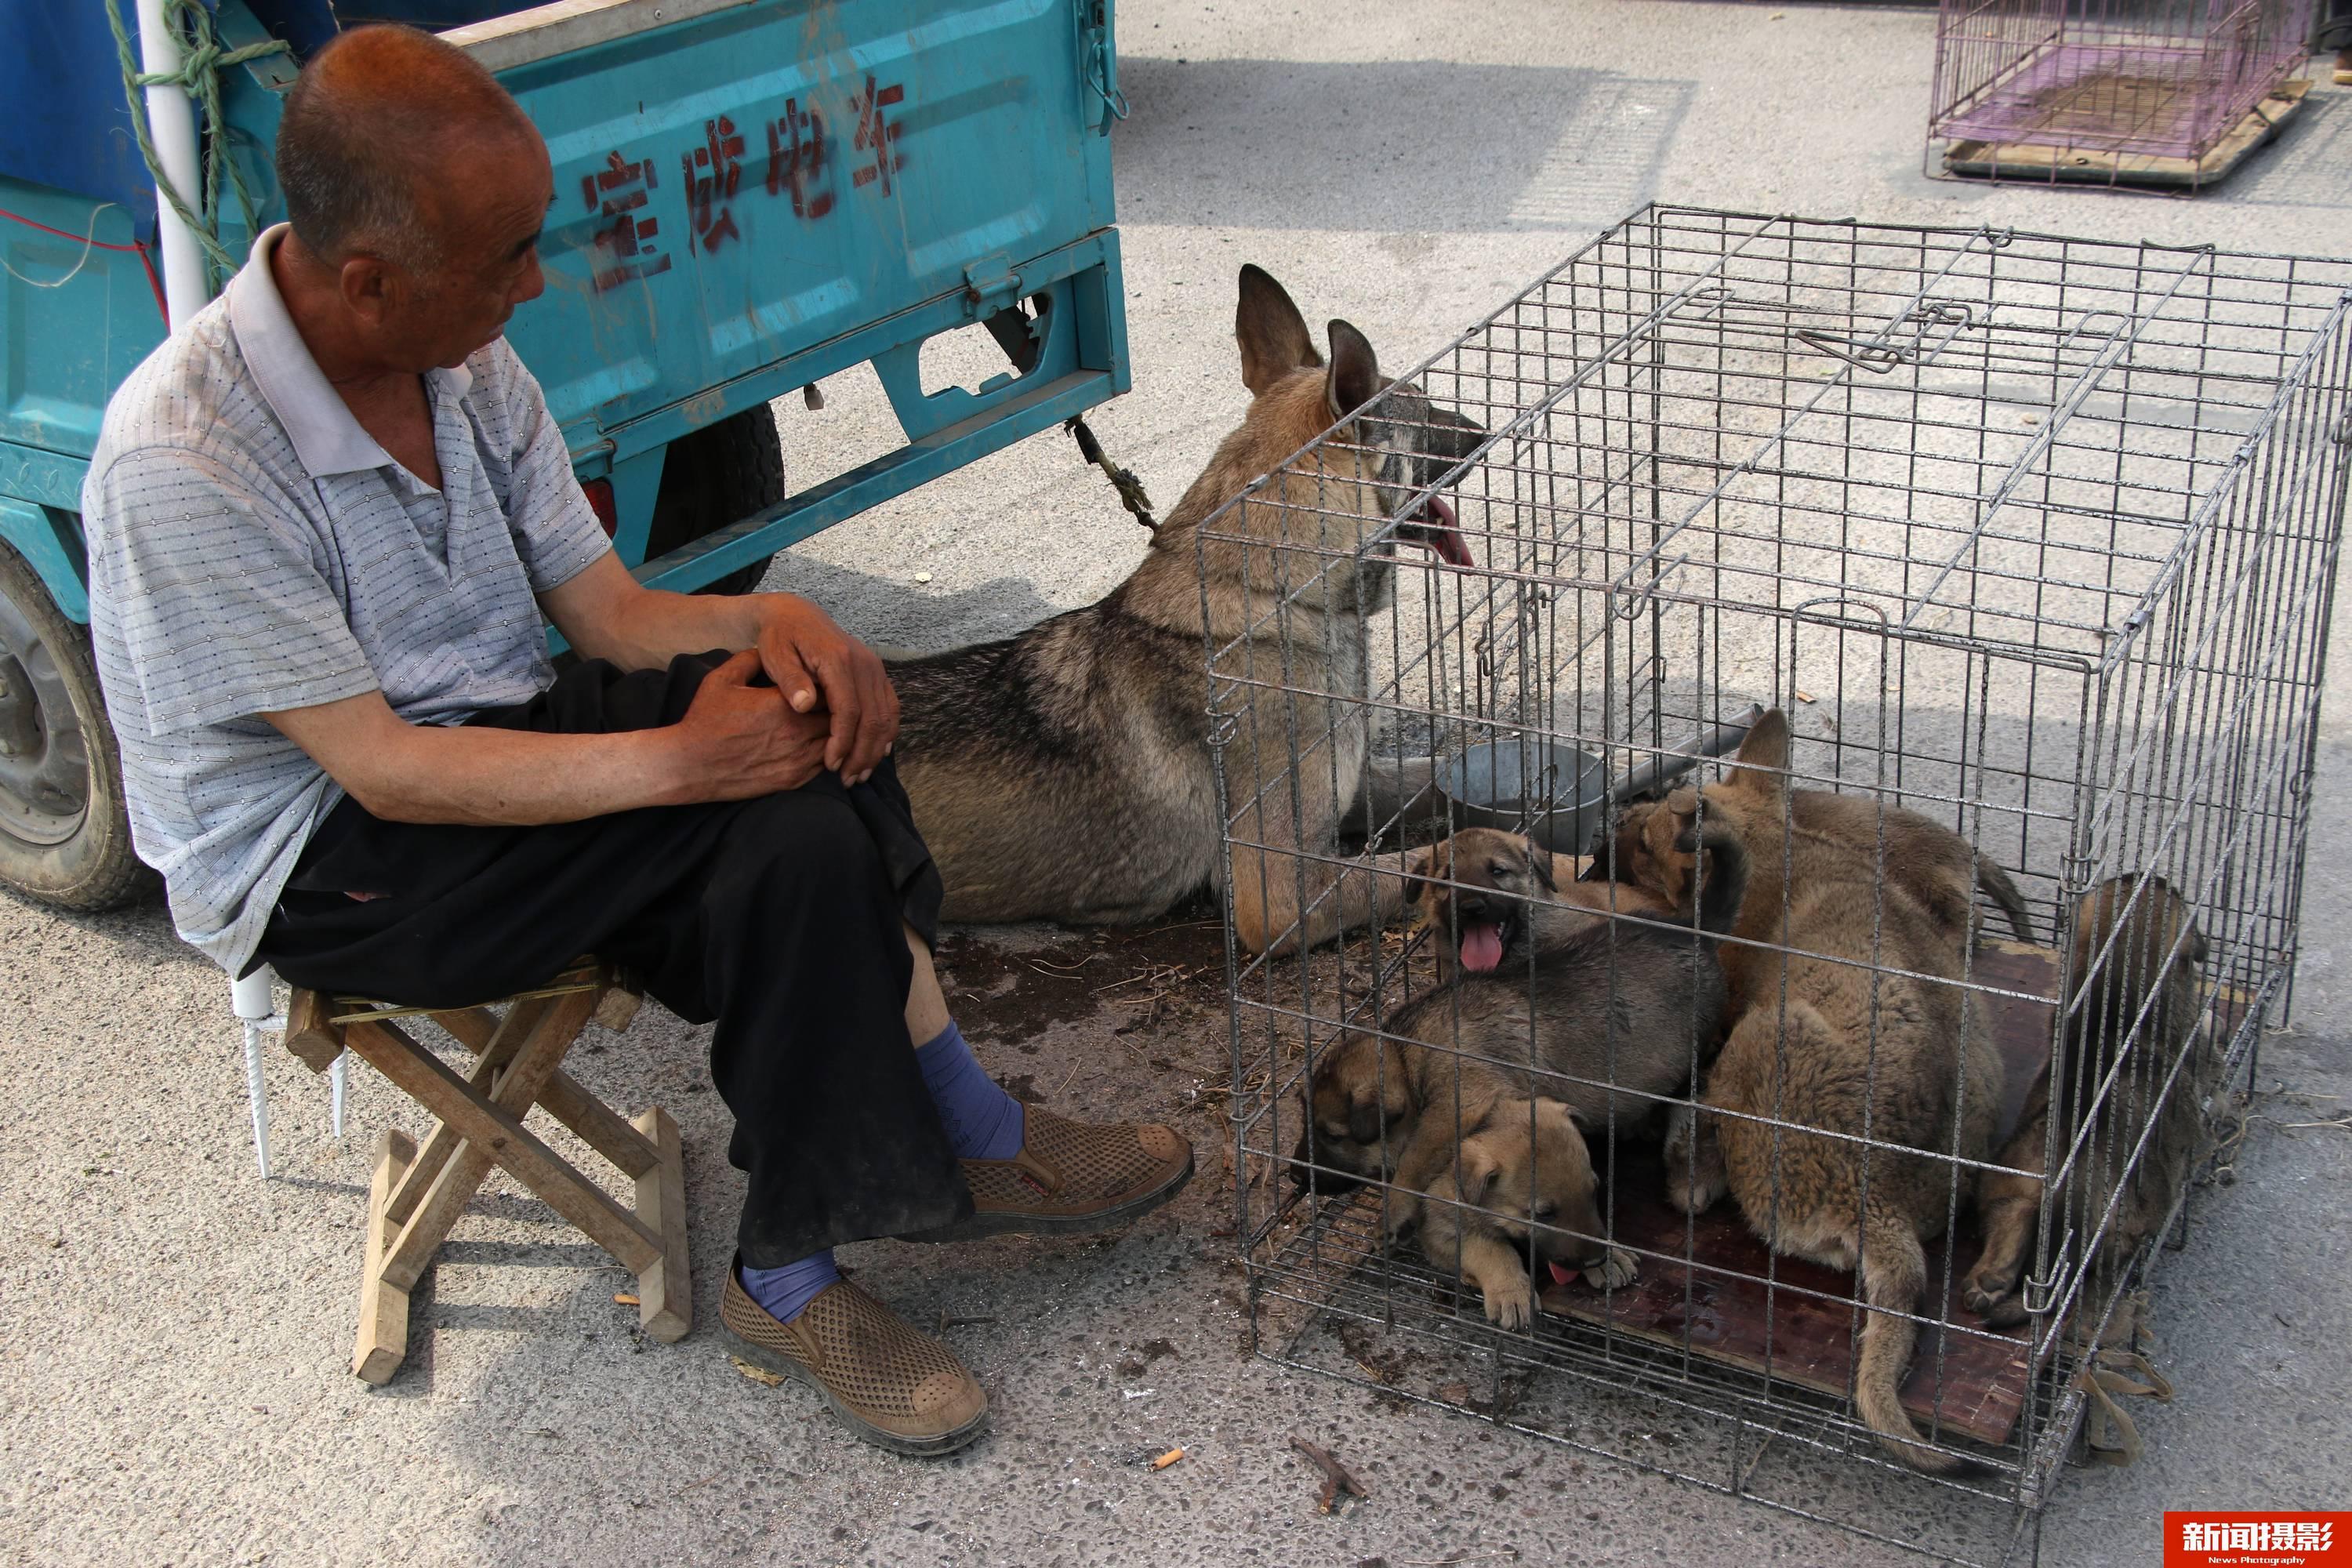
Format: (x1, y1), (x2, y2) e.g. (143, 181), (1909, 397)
(0, 542), (150, 910)
(644, 405), (786, 596)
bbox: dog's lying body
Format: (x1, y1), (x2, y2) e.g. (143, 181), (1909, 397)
(890, 267), (1483, 954)
(1409, 1096), (1631, 1329)
(1595, 783), (2037, 1016)
(1410, 826), (1675, 982)
(1606, 712), (2004, 1475)
(1964, 875), (2212, 1327)
(1298, 826), (1745, 1200)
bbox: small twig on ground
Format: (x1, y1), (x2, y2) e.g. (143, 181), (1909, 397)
(1388, 1552), (1522, 1566)
(675, 1475), (720, 1496)
(1290, 1434), (1370, 1512)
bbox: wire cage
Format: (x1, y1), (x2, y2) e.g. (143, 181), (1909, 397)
(1207, 207), (2352, 1565)
(1927, 0), (2319, 191)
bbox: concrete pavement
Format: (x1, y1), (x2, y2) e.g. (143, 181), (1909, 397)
(5, 3), (2350, 1563)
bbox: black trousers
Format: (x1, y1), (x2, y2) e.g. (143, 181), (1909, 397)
(253, 652), (972, 1265)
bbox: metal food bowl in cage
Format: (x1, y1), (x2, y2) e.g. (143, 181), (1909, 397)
(1204, 205), (2352, 1566)
(1349, 710), (1758, 855)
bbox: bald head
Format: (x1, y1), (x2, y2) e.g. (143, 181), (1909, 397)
(275, 24), (535, 269)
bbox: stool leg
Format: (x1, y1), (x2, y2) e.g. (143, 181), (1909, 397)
(329, 1051), (347, 1141)
(630, 1108), (693, 1344)
(243, 1022), (272, 1179)
(355, 1129), (418, 1384)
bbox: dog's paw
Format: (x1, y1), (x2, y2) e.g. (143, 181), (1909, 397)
(1482, 1276), (1538, 1331)
(1664, 1163), (1726, 1216)
(1586, 1247), (1639, 1290)
(1963, 1272), (2027, 1327)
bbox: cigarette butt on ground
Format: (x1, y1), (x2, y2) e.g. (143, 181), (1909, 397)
(1795, 689), (1816, 703)
(1152, 1447), (1185, 1471)
(613, 1292), (641, 1306)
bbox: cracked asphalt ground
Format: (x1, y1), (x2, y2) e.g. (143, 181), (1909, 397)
(5, 2), (2350, 1563)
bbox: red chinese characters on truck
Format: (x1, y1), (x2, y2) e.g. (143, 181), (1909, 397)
(581, 78), (906, 292)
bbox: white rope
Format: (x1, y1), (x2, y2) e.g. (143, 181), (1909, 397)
(2, 202), (118, 291)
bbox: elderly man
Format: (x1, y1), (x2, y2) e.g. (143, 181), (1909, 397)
(81, 24), (1189, 1456)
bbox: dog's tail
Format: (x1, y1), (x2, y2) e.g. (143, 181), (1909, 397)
(1855, 1210), (1974, 1475)
(1975, 855), (2035, 943)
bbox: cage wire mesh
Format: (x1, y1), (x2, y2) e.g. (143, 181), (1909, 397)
(1928, 0), (2318, 191)
(1204, 207), (2352, 1565)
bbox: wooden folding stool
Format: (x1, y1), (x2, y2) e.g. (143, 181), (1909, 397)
(282, 960), (691, 1384)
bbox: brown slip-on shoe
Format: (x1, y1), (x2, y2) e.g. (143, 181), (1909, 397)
(905, 1105), (1194, 1243)
(720, 1264), (988, 1456)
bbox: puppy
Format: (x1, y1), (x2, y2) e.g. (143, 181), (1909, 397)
(1610, 712), (2005, 1476)
(1406, 1097), (1633, 1330)
(1295, 830), (1745, 1196)
(1409, 827), (1674, 981)
(1593, 781), (2037, 1001)
(1963, 874), (2212, 1327)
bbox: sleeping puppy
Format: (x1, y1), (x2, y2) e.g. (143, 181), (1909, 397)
(1402, 1096), (1638, 1329)
(1409, 827), (1675, 980)
(1294, 829), (1745, 1197)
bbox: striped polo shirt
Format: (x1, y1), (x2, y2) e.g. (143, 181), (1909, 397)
(81, 225), (612, 974)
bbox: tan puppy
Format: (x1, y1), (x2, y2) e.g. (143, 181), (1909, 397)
(1595, 780), (2036, 1013)
(1610, 712), (2005, 1475)
(1964, 874), (2212, 1326)
(1409, 826), (1674, 981)
(1408, 1097), (1632, 1329)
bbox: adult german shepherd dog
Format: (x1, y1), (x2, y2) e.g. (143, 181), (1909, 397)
(890, 267), (1483, 953)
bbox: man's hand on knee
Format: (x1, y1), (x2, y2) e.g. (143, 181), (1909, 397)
(677, 648), (834, 799)
(753, 594), (899, 786)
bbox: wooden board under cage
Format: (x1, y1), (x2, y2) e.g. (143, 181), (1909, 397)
(1941, 79), (2307, 191)
(1526, 938), (2245, 1450)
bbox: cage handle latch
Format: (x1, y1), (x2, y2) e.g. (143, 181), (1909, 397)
(2021, 1226), (2075, 1317)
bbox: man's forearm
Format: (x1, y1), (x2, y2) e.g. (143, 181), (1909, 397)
(329, 716), (697, 826)
(562, 577), (769, 672)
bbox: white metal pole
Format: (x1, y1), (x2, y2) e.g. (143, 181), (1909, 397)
(135, 0), (212, 328)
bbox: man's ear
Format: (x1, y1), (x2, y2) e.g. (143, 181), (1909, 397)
(1325, 319), (1382, 423)
(1236, 264), (1320, 396)
(337, 254), (398, 328)
(1727, 709), (1791, 798)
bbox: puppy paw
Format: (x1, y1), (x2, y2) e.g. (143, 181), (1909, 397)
(1664, 1165), (1726, 1216)
(1481, 1276), (1538, 1331)
(1586, 1247), (1639, 1290)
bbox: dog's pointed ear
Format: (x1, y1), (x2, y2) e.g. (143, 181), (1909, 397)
(1728, 709), (1791, 797)
(1325, 319), (1382, 423)
(1236, 265), (1321, 395)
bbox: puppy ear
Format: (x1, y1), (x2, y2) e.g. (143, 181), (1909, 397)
(1325, 319), (1383, 423)
(1236, 265), (1320, 395)
(1403, 844), (1439, 905)
(1526, 841), (1558, 892)
(1728, 709), (1791, 797)
(1457, 1137), (1502, 1207)
(1348, 1094), (1383, 1148)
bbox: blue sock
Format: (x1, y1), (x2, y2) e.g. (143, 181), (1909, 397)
(739, 1250), (840, 1326)
(916, 1021), (1024, 1160)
